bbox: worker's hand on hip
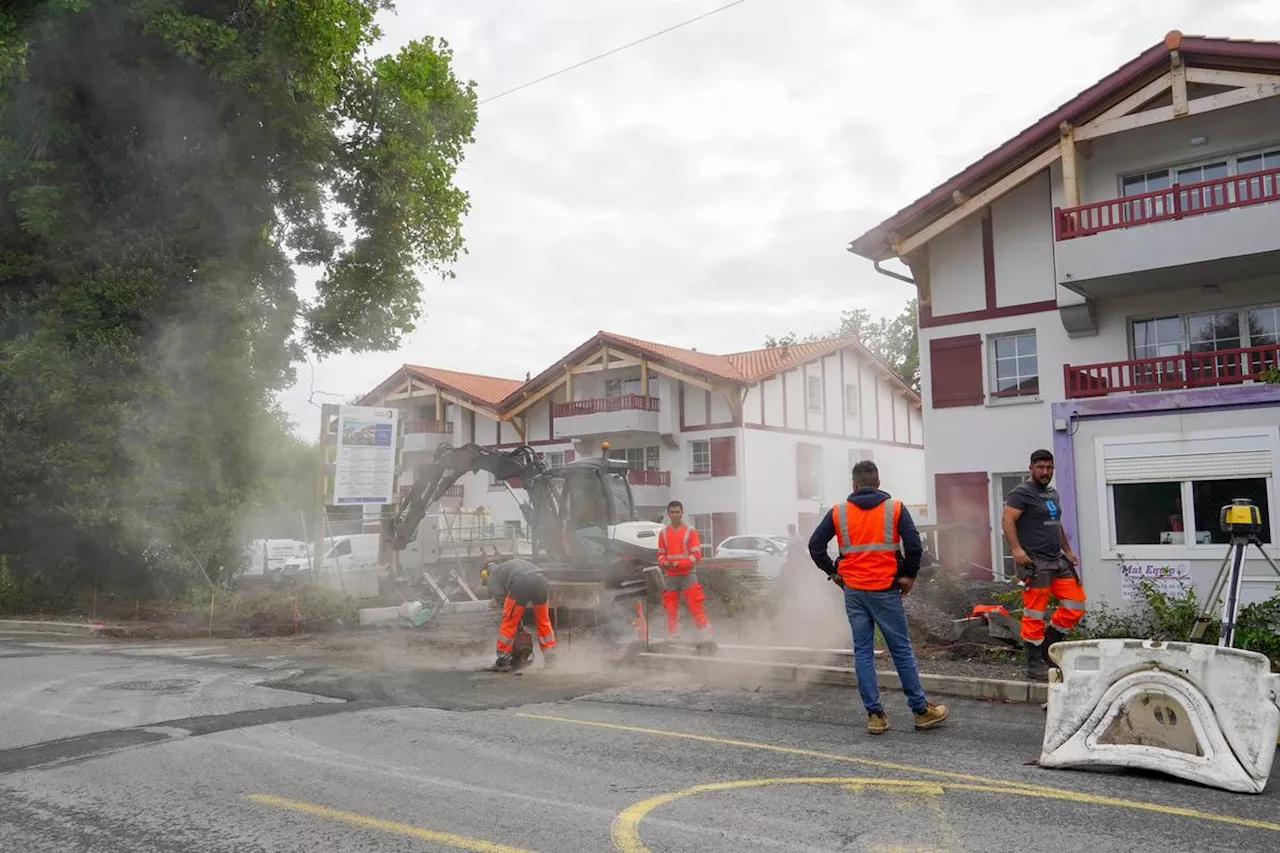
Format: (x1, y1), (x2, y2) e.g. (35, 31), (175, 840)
(1012, 547), (1031, 568)
(897, 576), (915, 596)
(1064, 549), (1079, 566)
(827, 572), (845, 588)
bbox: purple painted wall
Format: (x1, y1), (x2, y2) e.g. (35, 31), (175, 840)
(1050, 384), (1280, 561)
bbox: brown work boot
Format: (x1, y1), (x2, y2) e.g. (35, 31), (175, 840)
(913, 701), (949, 730)
(867, 711), (888, 735)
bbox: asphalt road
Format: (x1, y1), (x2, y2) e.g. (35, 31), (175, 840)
(2, 633), (1278, 853)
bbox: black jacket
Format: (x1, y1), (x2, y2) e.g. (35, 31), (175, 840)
(486, 558), (544, 603)
(808, 488), (924, 580)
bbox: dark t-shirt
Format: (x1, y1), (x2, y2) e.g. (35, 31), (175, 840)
(1006, 480), (1064, 559)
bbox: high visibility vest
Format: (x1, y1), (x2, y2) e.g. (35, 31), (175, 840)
(657, 524), (701, 576)
(832, 499), (902, 590)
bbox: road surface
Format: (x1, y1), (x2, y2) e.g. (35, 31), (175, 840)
(1, 633), (1277, 852)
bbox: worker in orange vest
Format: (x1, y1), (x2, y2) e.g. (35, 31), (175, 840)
(809, 460), (948, 735)
(657, 499), (715, 650)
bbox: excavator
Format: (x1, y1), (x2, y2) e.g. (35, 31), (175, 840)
(380, 441), (666, 645)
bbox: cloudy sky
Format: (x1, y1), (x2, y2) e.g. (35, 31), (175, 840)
(278, 0), (1279, 437)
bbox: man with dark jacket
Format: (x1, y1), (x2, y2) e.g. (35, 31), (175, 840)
(481, 557), (557, 672)
(809, 460), (948, 735)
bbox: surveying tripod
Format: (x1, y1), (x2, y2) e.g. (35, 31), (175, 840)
(1190, 498), (1280, 648)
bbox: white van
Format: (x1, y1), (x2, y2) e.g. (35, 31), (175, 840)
(279, 533), (383, 576)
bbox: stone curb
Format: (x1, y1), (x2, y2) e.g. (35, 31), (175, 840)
(0, 619), (109, 636)
(636, 652), (1049, 705)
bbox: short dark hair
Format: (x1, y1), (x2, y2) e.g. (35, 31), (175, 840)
(667, 500), (683, 510)
(852, 460), (879, 486)
(1030, 449), (1054, 464)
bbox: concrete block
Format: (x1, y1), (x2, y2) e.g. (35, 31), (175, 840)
(439, 600), (491, 614)
(356, 606), (402, 627)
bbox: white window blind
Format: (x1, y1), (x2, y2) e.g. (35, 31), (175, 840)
(1102, 434), (1274, 483)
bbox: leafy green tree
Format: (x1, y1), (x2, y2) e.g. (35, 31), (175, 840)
(0, 0), (476, 607)
(766, 298), (920, 392)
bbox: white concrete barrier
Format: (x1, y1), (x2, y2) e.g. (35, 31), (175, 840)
(1039, 638), (1280, 794)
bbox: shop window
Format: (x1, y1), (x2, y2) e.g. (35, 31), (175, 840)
(1191, 478), (1272, 545)
(1112, 481), (1184, 545)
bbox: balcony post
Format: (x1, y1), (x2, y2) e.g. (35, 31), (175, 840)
(1059, 122), (1080, 208)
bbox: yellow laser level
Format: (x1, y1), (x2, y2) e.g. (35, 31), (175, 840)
(1220, 498), (1263, 535)
(1191, 498), (1280, 648)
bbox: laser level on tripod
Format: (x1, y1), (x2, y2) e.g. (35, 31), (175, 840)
(1190, 498), (1280, 648)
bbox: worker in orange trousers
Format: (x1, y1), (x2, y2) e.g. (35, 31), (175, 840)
(481, 558), (557, 671)
(657, 499), (714, 648)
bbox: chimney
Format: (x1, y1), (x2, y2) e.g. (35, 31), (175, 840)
(780, 342), (790, 359)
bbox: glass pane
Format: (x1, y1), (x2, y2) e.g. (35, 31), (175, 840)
(1113, 482), (1184, 545)
(1020, 355), (1038, 376)
(1016, 334), (1036, 357)
(994, 337), (1016, 359)
(1249, 307), (1280, 345)
(995, 357), (1018, 380)
(1238, 154), (1263, 174)
(1191, 478), (1271, 545)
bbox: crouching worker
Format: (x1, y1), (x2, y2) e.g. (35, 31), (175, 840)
(480, 558), (557, 672)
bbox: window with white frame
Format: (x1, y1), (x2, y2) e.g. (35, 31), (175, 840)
(806, 375), (822, 412)
(616, 446), (660, 470)
(844, 383), (858, 417)
(1102, 432), (1275, 550)
(605, 376), (657, 398)
(988, 331), (1039, 398)
(689, 440), (710, 475)
(1119, 144), (1280, 219)
(690, 513), (713, 550)
(1131, 302), (1280, 385)
(542, 451), (566, 468)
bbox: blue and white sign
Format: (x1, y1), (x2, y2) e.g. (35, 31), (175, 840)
(333, 405), (399, 505)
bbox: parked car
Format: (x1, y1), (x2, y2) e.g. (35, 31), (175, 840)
(713, 534), (790, 582)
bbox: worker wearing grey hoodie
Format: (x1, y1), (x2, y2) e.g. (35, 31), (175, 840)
(809, 460), (948, 735)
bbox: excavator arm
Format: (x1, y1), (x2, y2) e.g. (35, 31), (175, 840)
(384, 443), (544, 551)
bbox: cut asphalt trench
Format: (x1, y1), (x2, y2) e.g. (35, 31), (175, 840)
(1, 633), (1278, 853)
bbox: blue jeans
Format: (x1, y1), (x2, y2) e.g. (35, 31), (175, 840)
(843, 587), (928, 715)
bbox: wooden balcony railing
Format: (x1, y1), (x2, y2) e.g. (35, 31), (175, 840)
(628, 469), (671, 487)
(552, 394), (660, 417)
(1064, 343), (1280, 398)
(1054, 164), (1280, 240)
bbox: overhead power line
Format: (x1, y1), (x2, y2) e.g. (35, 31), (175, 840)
(478, 0), (754, 104)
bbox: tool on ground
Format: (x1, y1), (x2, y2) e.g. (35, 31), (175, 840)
(1039, 498), (1280, 794)
(1189, 498), (1280, 647)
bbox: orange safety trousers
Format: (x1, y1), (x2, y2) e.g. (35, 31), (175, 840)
(1020, 557), (1087, 645)
(661, 584), (711, 638)
(496, 596), (556, 653)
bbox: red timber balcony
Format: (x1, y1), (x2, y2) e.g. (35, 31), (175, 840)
(1064, 343), (1280, 399)
(552, 394), (661, 439)
(627, 469), (671, 505)
(1052, 166), (1280, 297)
(401, 419), (454, 454)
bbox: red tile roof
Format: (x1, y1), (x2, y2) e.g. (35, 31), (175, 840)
(599, 331), (745, 381)
(725, 337), (853, 381)
(849, 32), (1280, 260)
(405, 365), (524, 407)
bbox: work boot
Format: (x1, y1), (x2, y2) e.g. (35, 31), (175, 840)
(913, 701), (949, 730)
(1025, 642), (1048, 682)
(542, 649), (558, 669)
(1042, 626), (1065, 668)
(492, 653), (513, 672)
(867, 711), (889, 735)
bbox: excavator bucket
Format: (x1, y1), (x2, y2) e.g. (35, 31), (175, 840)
(1039, 638), (1280, 794)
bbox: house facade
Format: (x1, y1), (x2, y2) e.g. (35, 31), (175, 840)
(358, 331), (926, 551)
(848, 31), (1280, 609)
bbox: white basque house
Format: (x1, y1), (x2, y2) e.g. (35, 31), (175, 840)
(360, 330), (925, 551)
(848, 31), (1280, 609)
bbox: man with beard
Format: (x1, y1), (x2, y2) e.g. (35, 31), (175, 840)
(1002, 449), (1087, 681)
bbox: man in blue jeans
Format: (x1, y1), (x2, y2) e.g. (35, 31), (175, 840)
(809, 460), (949, 734)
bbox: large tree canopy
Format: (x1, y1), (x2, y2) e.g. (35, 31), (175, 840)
(0, 0), (477, 606)
(765, 299), (920, 393)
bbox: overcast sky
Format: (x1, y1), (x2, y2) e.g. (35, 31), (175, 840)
(278, 0), (1279, 438)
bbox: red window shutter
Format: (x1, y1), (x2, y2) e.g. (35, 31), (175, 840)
(710, 512), (737, 549)
(929, 334), (985, 408)
(564, 450), (575, 463)
(709, 436), (736, 477)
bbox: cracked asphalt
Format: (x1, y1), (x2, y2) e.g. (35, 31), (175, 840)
(2, 632), (1278, 852)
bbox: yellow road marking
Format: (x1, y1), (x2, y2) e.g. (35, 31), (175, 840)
(609, 777), (1280, 853)
(518, 713), (1280, 840)
(246, 794), (539, 853)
